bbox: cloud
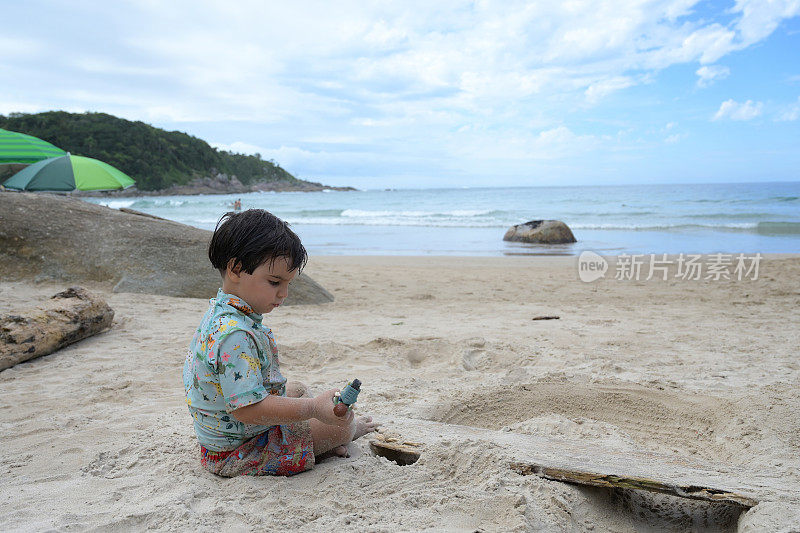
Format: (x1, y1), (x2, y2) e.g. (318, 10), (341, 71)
(210, 141), (268, 157)
(696, 65), (730, 87)
(0, 102), (53, 116)
(535, 126), (587, 152)
(3, 1), (800, 186)
(11, 0), (790, 124)
(776, 97), (800, 121)
(0, 37), (43, 61)
(209, 140), (397, 181)
(585, 77), (635, 103)
(681, 24), (737, 64)
(732, 0), (800, 46)
(70, 57), (169, 78)
(713, 99), (763, 121)
(447, 124), (601, 164)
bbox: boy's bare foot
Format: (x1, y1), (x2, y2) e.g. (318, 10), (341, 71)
(354, 415), (380, 440)
(332, 445), (349, 457)
(285, 381), (309, 398)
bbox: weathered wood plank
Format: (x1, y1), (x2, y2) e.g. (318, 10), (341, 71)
(509, 463), (758, 507)
(369, 418), (792, 508)
(0, 287), (114, 371)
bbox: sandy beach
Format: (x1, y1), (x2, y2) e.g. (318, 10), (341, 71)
(1, 254), (799, 531)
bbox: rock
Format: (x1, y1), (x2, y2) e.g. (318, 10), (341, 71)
(0, 164), (27, 182)
(0, 191), (334, 304)
(0, 287), (114, 371)
(503, 220), (577, 244)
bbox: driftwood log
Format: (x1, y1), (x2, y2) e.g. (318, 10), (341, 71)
(0, 287), (114, 371)
(369, 418), (796, 508)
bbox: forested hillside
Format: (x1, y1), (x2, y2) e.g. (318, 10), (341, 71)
(0, 111), (304, 191)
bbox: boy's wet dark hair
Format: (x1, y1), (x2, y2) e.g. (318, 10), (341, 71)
(209, 209), (307, 276)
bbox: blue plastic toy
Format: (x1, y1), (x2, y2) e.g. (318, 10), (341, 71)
(333, 379), (361, 416)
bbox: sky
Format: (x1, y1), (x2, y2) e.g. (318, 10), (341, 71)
(1, 0), (799, 189)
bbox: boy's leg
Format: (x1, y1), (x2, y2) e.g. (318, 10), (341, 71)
(285, 381), (350, 455)
(309, 416), (380, 456)
(309, 417), (356, 456)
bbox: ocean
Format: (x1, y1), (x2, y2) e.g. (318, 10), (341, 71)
(85, 181), (800, 256)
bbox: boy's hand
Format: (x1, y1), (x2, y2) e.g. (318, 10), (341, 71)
(311, 389), (355, 427)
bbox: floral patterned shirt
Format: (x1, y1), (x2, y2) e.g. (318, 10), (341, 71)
(183, 289), (287, 451)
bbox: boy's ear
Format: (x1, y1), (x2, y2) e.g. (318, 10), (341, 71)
(226, 259), (243, 280)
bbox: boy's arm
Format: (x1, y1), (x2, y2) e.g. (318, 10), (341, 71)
(232, 388), (352, 427)
(216, 331), (350, 427)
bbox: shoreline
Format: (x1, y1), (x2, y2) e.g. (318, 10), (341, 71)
(303, 252), (800, 259)
(78, 185), (800, 256)
(73, 182), (356, 197)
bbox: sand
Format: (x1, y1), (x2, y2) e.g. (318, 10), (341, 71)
(1, 254), (799, 532)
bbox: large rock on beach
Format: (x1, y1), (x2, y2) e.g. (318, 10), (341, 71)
(0, 191), (333, 304)
(503, 219), (577, 244)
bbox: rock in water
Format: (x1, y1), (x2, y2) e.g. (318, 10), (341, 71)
(503, 220), (577, 244)
(0, 287), (113, 371)
(0, 192), (334, 304)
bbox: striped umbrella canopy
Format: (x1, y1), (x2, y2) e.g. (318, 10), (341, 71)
(3, 153), (135, 191)
(0, 128), (66, 164)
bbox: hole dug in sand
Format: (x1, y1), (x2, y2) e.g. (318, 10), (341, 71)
(418, 382), (752, 531)
(369, 432), (422, 466)
(432, 381), (743, 462)
(570, 485), (744, 532)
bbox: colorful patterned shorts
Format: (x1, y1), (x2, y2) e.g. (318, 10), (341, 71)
(200, 421), (314, 477)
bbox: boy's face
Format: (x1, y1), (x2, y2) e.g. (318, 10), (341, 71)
(225, 256), (298, 314)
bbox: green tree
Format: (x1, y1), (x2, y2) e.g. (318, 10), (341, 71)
(0, 111), (303, 191)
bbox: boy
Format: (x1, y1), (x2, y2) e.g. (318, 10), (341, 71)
(183, 209), (377, 476)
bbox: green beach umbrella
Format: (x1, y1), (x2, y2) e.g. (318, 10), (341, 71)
(0, 128), (67, 164)
(3, 153), (135, 191)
